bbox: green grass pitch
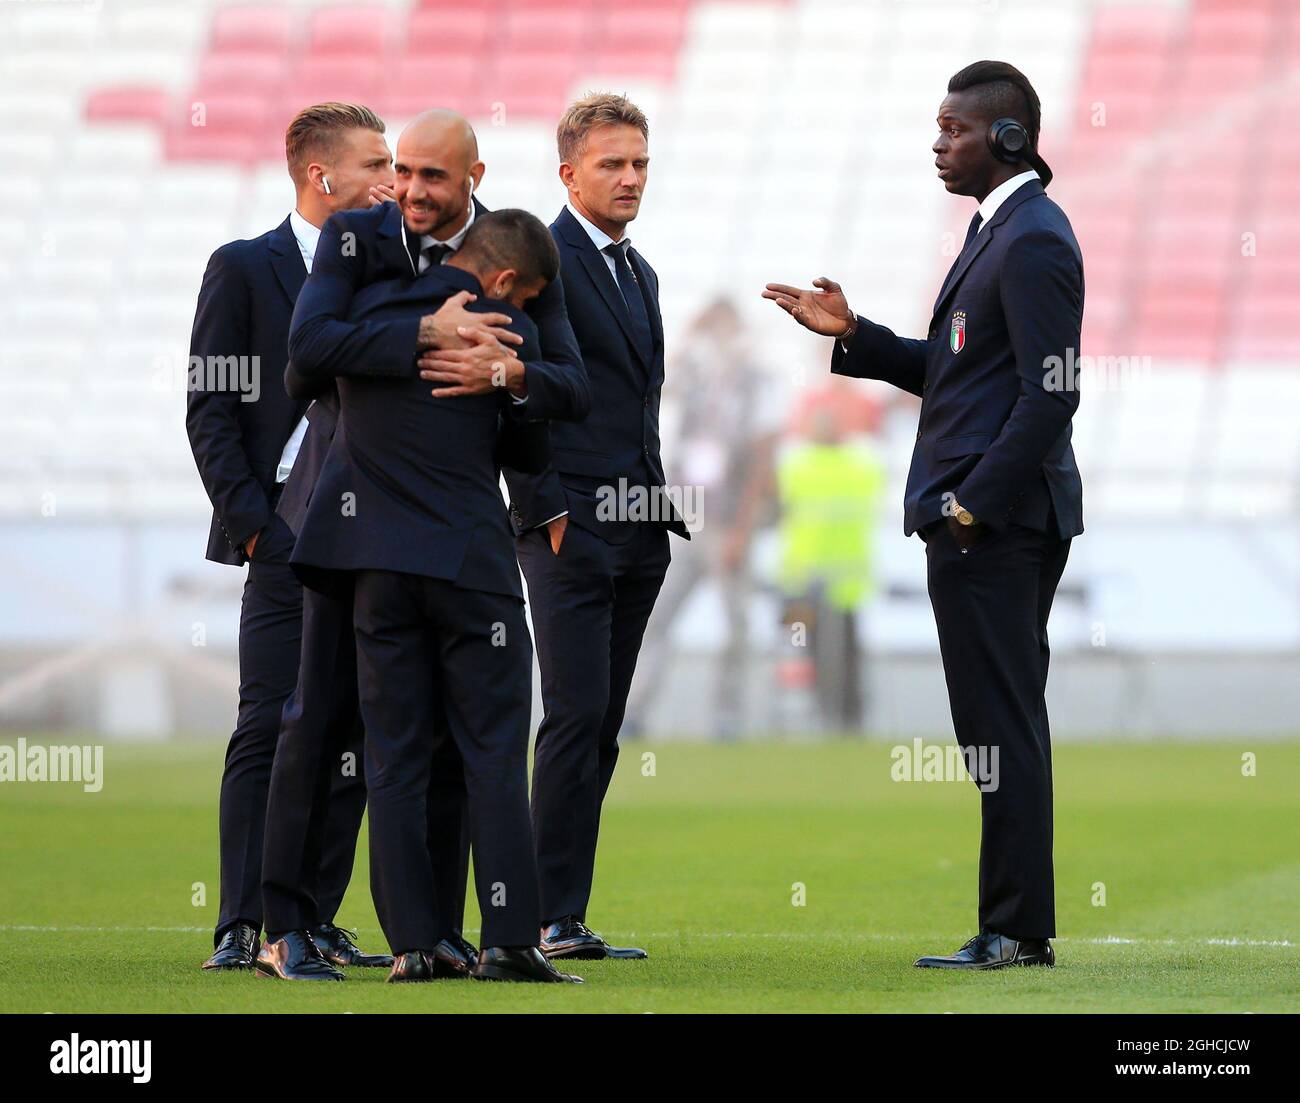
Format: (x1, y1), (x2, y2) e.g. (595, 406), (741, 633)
(1, 739), (1296, 1013)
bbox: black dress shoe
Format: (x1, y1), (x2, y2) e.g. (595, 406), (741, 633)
(311, 924), (394, 968)
(387, 950), (438, 983)
(256, 931), (344, 981)
(473, 945), (583, 983)
(202, 923), (259, 971)
(914, 931), (1055, 970)
(430, 935), (478, 978)
(540, 916), (646, 960)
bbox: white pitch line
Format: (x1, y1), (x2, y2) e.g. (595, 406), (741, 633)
(627, 932), (1297, 948)
(0, 925), (1293, 948)
(0, 925), (212, 933)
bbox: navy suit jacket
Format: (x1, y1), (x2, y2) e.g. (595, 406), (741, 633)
(277, 295), (551, 544)
(503, 205), (687, 541)
(287, 200), (589, 421)
(832, 179), (1084, 539)
(186, 216), (310, 565)
(278, 198), (575, 550)
(290, 265), (543, 600)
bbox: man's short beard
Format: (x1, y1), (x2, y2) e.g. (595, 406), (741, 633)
(407, 199), (467, 237)
(431, 205), (464, 236)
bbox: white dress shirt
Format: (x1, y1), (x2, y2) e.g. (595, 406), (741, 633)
(275, 210), (321, 483)
(565, 201), (635, 300)
(538, 201), (641, 534)
(974, 169), (1040, 235)
(410, 201), (476, 273)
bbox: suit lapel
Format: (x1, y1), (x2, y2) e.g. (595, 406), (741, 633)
(379, 195), (489, 279)
(556, 207), (651, 372)
(930, 179), (1045, 326)
(931, 230), (992, 319)
(268, 216), (306, 304)
(375, 201), (416, 278)
(627, 247), (661, 382)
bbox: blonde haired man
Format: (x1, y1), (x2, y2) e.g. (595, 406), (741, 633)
(504, 93), (689, 962)
(186, 103), (394, 973)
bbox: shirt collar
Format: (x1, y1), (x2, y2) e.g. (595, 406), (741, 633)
(421, 200), (476, 253)
(977, 170), (1039, 231)
(566, 201), (630, 255)
(289, 209), (322, 270)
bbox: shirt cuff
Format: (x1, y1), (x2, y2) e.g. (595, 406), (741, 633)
(839, 316), (860, 353)
(538, 511), (568, 526)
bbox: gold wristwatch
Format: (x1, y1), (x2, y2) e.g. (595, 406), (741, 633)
(951, 499), (976, 527)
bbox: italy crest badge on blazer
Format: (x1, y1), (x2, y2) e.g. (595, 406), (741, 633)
(949, 310), (966, 353)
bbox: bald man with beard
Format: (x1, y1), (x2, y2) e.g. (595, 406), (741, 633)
(259, 111), (589, 984)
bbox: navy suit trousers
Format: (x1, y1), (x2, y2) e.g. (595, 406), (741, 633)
(260, 583), (471, 940)
(923, 519), (1071, 941)
(518, 520), (670, 923)
(352, 570), (539, 953)
(216, 512), (363, 941)
(259, 583), (368, 935)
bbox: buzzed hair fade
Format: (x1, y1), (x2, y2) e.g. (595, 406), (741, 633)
(457, 209), (561, 287)
(285, 102), (386, 186)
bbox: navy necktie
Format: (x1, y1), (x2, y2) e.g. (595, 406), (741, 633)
(603, 242), (653, 360)
(935, 212), (984, 311)
(420, 242), (449, 273)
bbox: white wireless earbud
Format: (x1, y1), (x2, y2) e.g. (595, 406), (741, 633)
(467, 176), (474, 197)
(322, 175), (332, 195)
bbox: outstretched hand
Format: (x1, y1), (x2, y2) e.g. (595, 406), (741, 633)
(762, 277), (855, 337)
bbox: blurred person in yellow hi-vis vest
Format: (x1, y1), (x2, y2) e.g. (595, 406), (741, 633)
(777, 397), (886, 734)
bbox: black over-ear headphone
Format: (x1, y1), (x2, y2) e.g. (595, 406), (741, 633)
(987, 117), (1030, 164)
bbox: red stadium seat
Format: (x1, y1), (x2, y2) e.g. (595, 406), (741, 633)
(503, 9), (591, 53)
(1080, 291), (1125, 346)
(1078, 265), (1131, 305)
(307, 6), (394, 58)
(406, 9), (492, 54)
(1086, 5), (1180, 55)
(284, 56), (383, 111)
(195, 52), (286, 99)
(1174, 55), (1267, 103)
(590, 46), (679, 81)
(1153, 170), (1245, 213)
(1078, 54), (1167, 94)
(379, 54), (481, 118)
(1131, 279), (1226, 360)
(508, 0), (598, 10)
(1142, 240), (1235, 284)
(85, 86), (170, 126)
(1261, 134), (1300, 178)
(483, 51), (580, 118)
(1194, 0), (1272, 12)
(609, 0), (691, 13)
(210, 5), (297, 54)
(1225, 298), (1300, 359)
(1069, 89), (1160, 137)
(168, 93), (266, 137)
(595, 7), (687, 52)
(413, 0), (503, 13)
(163, 94), (266, 165)
(1186, 7), (1272, 56)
